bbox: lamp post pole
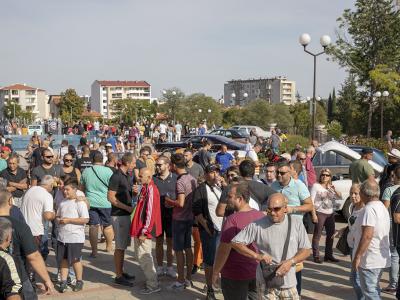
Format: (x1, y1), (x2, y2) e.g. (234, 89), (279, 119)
(299, 33), (331, 140)
(375, 91), (389, 138)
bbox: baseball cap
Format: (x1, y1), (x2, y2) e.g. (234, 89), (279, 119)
(388, 149), (400, 159)
(280, 153), (291, 161)
(106, 143), (112, 147)
(361, 147), (373, 154)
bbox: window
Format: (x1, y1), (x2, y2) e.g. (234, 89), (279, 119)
(11, 90), (18, 95)
(313, 151), (352, 166)
(225, 131), (232, 138)
(103, 106), (107, 110)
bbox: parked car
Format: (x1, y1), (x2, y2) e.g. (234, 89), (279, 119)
(229, 125), (271, 139)
(313, 141), (385, 220)
(154, 134), (246, 152)
(208, 129), (249, 143)
(27, 124), (44, 136)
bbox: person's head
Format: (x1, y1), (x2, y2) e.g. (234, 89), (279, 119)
(359, 179), (380, 204)
(202, 139), (212, 150)
(254, 144), (263, 154)
(306, 146), (315, 158)
(239, 160), (255, 179)
(61, 140), (68, 147)
(227, 181), (250, 211)
(205, 164), (221, 185)
(42, 140), (50, 148)
(1, 146), (11, 159)
(318, 168), (332, 185)
(289, 160), (302, 179)
(311, 140), (319, 148)
(7, 155), (19, 172)
(276, 162), (291, 186)
(156, 156), (170, 175)
(220, 144), (228, 154)
(40, 175), (55, 193)
(296, 152), (307, 166)
(107, 153), (117, 165)
(121, 152), (135, 170)
(226, 166), (240, 183)
(265, 162), (276, 182)
(183, 149), (193, 164)
(139, 147), (151, 160)
(361, 148), (374, 161)
(138, 168), (152, 185)
(92, 151), (104, 164)
(393, 164), (400, 183)
(0, 217), (12, 249)
(171, 153), (186, 171)
(82, 145), (90, 155)
(350, 183), (362, 206)
(82, 132), (87, 138)
(63, 153), (74, 167)
(388, 130), (393, 136)
(63, 178), (79, 199)
(0, 190), (12, 212)
(5, 138), (12, 145)
(41, 149), (54, 165)
(267, 193), (288, 223)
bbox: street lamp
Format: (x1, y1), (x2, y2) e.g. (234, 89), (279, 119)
(375, 91), (389, 138)
(231, 93), (236, 106)
(243, 92), (248, 105)
(299, 33), (331, 140)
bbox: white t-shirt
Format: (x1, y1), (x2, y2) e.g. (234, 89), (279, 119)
(175, 124), (182, 133)
(353, 200), (391, 269)
(347, 206), (364, 249)
(246, 150), (258, 162)
(206, 185), (223, 231)
(310, 183), (339, 215)
(159, 123), (167, 134)
(57, 198), (89, 243)
(21, 186), (54, 236)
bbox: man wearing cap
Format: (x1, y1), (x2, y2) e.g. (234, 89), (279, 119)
(0, 146), (12, 172)
(349, 148), (375, 184)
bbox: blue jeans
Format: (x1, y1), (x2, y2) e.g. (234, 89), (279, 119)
(359, 268), (383, 300)
(350, 250), (364, 300)
(389, 245), (399, 288)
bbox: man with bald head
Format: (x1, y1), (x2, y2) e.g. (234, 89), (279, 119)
(352, 179), (390, 299)
(131, 167), (162, 294)
(231, 193), (311, 299)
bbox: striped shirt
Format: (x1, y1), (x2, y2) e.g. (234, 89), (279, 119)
(0, 250), (22, 299)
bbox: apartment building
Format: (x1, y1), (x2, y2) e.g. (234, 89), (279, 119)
(223, 77), (296, 106)
(91, 80), (151, 119)
(0, 83), (49, 120)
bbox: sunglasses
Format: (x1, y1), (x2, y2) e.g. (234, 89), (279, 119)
(321, 174), (331, 177)
(44, 156), (54, 158)
(267, 206), (285, 213)
(299, 158), (306, 161)
(227, 173), (238, 178)
(277, 171), (289, 176)
(142, 153), (150, 156)
(64, 159), (73, 162)
(155, 164), (164, 167)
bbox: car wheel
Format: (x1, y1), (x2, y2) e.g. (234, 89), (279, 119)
(341, 197), (352, 221)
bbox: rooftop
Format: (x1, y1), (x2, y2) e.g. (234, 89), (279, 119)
(95, 80), (150, 87)
(0, 83), (45, 91)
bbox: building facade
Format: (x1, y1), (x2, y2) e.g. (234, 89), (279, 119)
(0, 83), (49, 120)
(91, 80), (151, 119)
(223, 77), (296, 106)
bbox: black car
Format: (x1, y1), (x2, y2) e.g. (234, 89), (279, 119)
(154, 134), (246, 152)
(208, 129), (249, 142)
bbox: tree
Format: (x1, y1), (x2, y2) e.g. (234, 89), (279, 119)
(59, 89), (86, 124)
(327, 120), (343, 139)
(271, 104), (294, 131)
(184, 93), (223, 127)
(3, 101), (34, 123)
(329, 0), (400, 137)
(111, 99), (156, 125)
(290, 102), (327, 137)
(327, 93), (333, 122)
(159, 88), (185, 123)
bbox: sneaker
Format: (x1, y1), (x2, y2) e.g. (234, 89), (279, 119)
(166, 266), (177, 278)
(73, 280), (84, 292)
(206, 288), (217, 300)
(122, 272), (136, 281)
(156, 266), (165, 277)
(50, 272), (60, 283)
(114, 276), (134, 287)
(382, 286), (397, 295)
(67, 276), (77, 286)
(169, 281), (185, 291)
(58, 281), (68, 293)
(184, 279), (194, 288)
(140, 285), (161, 295)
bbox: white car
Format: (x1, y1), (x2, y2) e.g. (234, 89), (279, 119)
(314, 141), (384, 220)
(27, 124), (44, 136)
(229, 125), (271, 139)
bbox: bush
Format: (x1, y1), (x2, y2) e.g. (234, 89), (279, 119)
(327, 121), (343, 139)
(280, 135), (310, 153)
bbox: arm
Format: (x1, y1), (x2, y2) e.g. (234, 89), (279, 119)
(43, 211), (55, 221)
(31, 178), (38, 186)
(108, 190), (133, 213)
(216, 202), (226, 217)
(59, 218), (89, 225)
(287, 197), (313, 214)
(276, 248), (311, 277)
(394, 213), (400, 224)
(212, 242), (232, 280)
(165, 193), (185, 208)
(26, 251), (54, 293)
(8, 178), (28, 191)
(231, 242), (272, 263)
(383, 200), (390, 209)
(75, 168), (81, 184)
(352, 226), (374, 270)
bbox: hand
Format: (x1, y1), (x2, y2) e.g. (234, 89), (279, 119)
(312, 215), (318, 224)
(211, 272), (219, 286)
(133, 185), (139, 195)
(59, 218), (69, 225)
(138, 235), (147, 243)
(276, 260), (292, 277)
(256, 253), (273, 264)
(127, 206), (134, 214)
(43, 280), (54, 295)
(286, 206), (295, 214)
(352, 256), (361, 271)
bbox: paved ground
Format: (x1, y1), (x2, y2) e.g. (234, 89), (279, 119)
(35, 218), (396, 300)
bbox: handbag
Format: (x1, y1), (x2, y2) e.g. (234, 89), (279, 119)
(336, 226), (350, 255)
(259, 214), (292, 288)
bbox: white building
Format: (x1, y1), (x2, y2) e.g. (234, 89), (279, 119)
(91, 80), (151, 119)
(0, 83), (49, 120)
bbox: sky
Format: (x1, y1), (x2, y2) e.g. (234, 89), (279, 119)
(0, 0), (352, 100)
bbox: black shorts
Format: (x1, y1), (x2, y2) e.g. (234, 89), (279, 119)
(56, 241), (83, 266)
(88, 207), (112, 226)
(161, 210), (173, 238)
(172, 220), (193, 251)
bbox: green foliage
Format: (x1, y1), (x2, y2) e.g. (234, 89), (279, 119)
(3, 101), (34, 123)
(59, 89), (86, 124)
(222, 107), (244, 128)
(327, 120), (343, 139)
(289, 102), (327, 136)
(280, 135), (310, 153)
(112, 99), (156, 124)
(183, 93), (223, 126)
(369, 64), (400, 103)
(158, 88), (185, 123)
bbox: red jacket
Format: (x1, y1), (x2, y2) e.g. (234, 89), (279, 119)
(130, 180), (162, 239)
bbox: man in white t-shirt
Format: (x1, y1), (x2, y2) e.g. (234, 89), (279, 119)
(21, 175), (55, 249)
(159, 122), (167, 135)
(175, 123), (182, 142)
(353, 179), (391, 299)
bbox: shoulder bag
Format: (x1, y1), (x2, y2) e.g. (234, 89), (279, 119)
(259, 214), (292, 288)
(91, 167), (109, 188)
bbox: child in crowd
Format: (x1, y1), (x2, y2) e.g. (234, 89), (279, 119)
(56, 179), (89, 293)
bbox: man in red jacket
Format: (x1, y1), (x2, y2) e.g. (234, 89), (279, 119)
(131, 168), (162, 295)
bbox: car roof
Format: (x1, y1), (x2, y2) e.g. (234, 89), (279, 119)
(191, 134), (246, 149)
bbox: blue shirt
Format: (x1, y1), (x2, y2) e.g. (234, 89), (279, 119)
(106, 136), (117, 152)
(216, 152), (234, 173)
(271, 178), (310, 218)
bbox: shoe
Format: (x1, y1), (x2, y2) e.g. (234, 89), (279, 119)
(185, 279), (194, 288)
(89, 253), (97, 258)
(191, 265), (198, 275)
(166, 266), (177, 278)
(73, 280), (83, 292)
(324, 256), (340, 263)
(169, 281), (185, 291)
(206, 288), (217, 300)
(382, 286), (397, 295)
(67, 276), (77, 286)
(156, 266), (165, 276)
(122, 272), (135, 281)
(114, 276), (134, 287)
(140, 285), (161, 295)
(58, 281), (68, 293)
(50, 272), (60, 283)
(313, 257), (323, 264)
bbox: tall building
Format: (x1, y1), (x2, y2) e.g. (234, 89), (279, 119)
(0, 83), (49, 120)
(223, 76), (296, 106)
(91, 80), (151, 119)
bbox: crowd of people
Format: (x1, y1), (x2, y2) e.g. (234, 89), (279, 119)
(0, 123), (398, 300)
